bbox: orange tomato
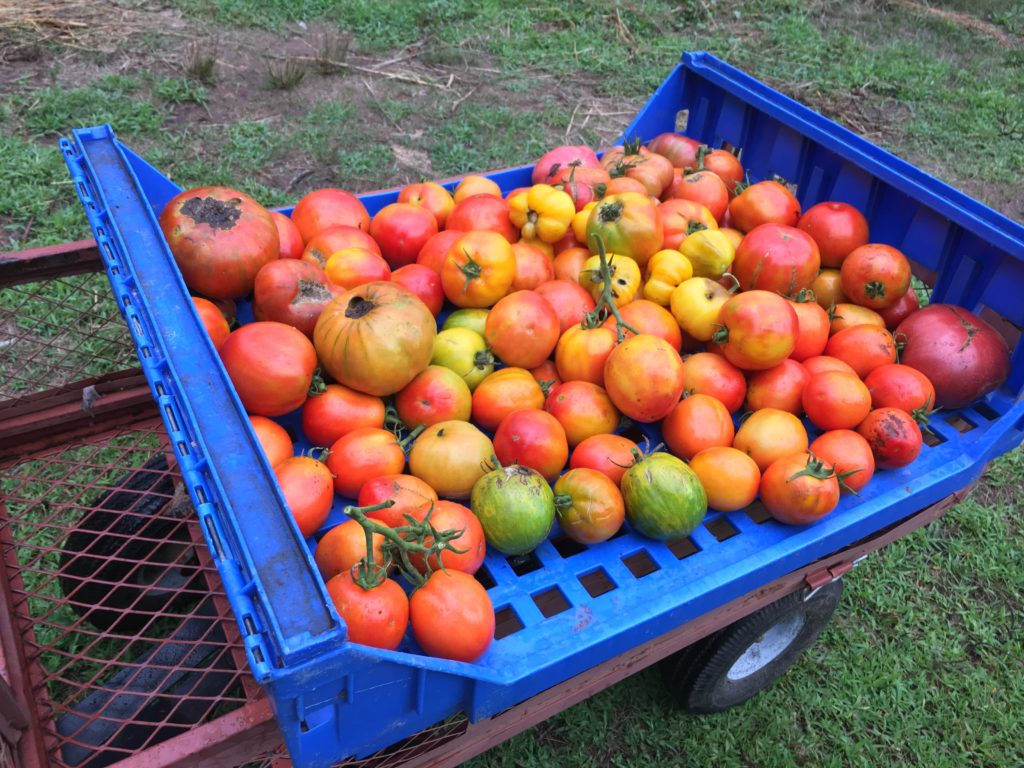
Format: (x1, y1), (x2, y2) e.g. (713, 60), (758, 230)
(680, 352), (747, 413)
(326, 427), (405, 499)
(732, 408), (809, 472)
(275, 456), (334, 537)
(357, 474), (438, 529)
(324, 247), (392, 289)
(745, 359), (810, 415)
(544, 381), (620, 447)
(553, 246), (591, 283)
(802, 371), (873, 431)
(689, 447), (761, 512)
(471, 368), (545, 432)
(602, 299), (683, 350)
(441, 231), (516, 308)
(250, 415), (293, 467)
(603, 334), (685, 423)
(662, 393), (735, 460)
(193, 296), (230, 350)
(555, 324), (617, 386)
(454, 175), (501, 201)
(825, 324), (897, 377)
(314, 519), (387, 581)
(510, 241), (555, 290)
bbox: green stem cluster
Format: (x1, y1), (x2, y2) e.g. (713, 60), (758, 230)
(580, 234), (639, 343)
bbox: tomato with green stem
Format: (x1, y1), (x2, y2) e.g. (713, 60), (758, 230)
(760, 452), (840, 525)
(441, 231), (516, 308)
(808, 430), (875, 494)
(553, 468), (625, 544)
(569, 433), (638, 485)
(327, 571), (408, 651)
(840, 244), (912, 310)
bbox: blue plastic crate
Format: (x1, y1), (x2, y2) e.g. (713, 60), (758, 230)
(60, 51), (1023, 768)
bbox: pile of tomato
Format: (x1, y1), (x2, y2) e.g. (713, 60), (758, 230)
(158, 132), (1011, 664)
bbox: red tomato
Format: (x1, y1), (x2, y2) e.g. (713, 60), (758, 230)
(840, 244), (912, 310)
(493, 409), (569, 482)
(760, 452), (840, 525)
(552, 247), (590, 283)
(314, 519), (386, 581)
(856, 407), (923, 468)
(603, 176), (649, 197)
(302, 225), (381, 269)
(662, 393), (735, 460)
(441, 231), (516, 308)
(809, 429), (875, 494)
(876, 286), (920, 330)
(357, 474), (437, 529)
(533, 145), (603, 185)
(714, 291), (799, 371)
(745, 359), (810, 415)
(802, 371), (872, 431)
(864, 364), (936, 417)
(301, 384), (385, 447)
(370, 202), (439, 269)
(602, 300), (683, 350)
(192, 296), (230, 350)
(291, 188), (370, 242)
(796, 202), (869, 268)
(534, 280), (596, 334)
(681, 353), (747, 412)
(549, 164), (612, 211)
(390, 263), (444, 315)
(220, 321), (317, 416)
(394, 365), (472, 428)
(733, 408), (809, 472)
(689, 446), (761, 512)
(658, 198), (717, 250)
(455, 176), (501, 201)
(471, 368), (545, 432)
(569, 433), (638, 485)
(603, 334), (685, 423)
(326, 572), (408, 651)
(663, 170), (729, 222)
(553, 468), (625, 544)
(511, 241), (556, 290)
(788, 298), (830, 361)
(416, 229), (465, 274)
(732, 224), (820, 296)
(250, 415), (293, 467)
(398, 181), (455, 228)
(825, 324), (897, 378)
(253, 258), (343, 337)
(530, 360), (562, 393)
(728, 180), (801, 232)
(160, 186), (278, 299)
(271, 210), (304, 259)
(484, 290), (561, 369)
(415, 500), (485, 575)
(544, 381), (620, 447)
(601, 147), (674, 198)
(647, 133), (703, 169)
(801, 355), (858, 378)
(410, 570), (494, 662)
(275, 456), (334, 537)
(702, 149), (745, 196)
(446, 195), (518, 242)
(326, 427), (405, 499)
(323, 247), (392, 290)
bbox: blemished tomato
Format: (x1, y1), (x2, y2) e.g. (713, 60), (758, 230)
(647, 133), (703, 169)
(864, 364), (935, 418)
(394, 365), (472, 428)
(410, 570), (494, 662)
(876, 286), (920, 330)
(301, 225), (381, 269)
(796, 202), (869, 268)
(714, 290), (799, 371)
(829, 303), (886, 335)
(578, 253), (641, 307)
(416, 229), (465, 274)
(484, 290), (560, 369)
(301, 384), (385, 447)
(324, 247), (392, 290)
(314, 519), (386, 581)
(681, 352), (747, 413)
(220, 321), (317, 417)
(825, 324), (897, 378)
(857, 407), (923, 468)
(760, 452), (840, 526)
(732, 224), (820, 296)
(408, 420), (494, 500)
(357, 474), (438, 529)
(454, 175), (502, 202)
(689, 447), (761, 512)
(441, 230), (516, 308)
(569, 433), (638, 485)
(840, 244), (912, 310)
(398, 181), (456, 228)
(544, 381), (620, 447)
(533, 280), (596, 334)
(663, 170), (729, 223)
(809, 429), (875, 494)
(553, 247), (591, 284)
(802, 370), (872, 431)
(662, 393), (735, 460)
(326, 427), (405, 499)
(659, 198), (718, 251)
(783, 296), (830, 361)
(602, 300), (683, 350)
(192, 296), (230, 350)
(745, 359), (810, 415)
(160, 186), (279, 299)
(554, 468), (626, 544)
(254, 258), (343, 337)
(414, 500), (486, 575)
(728, 180), (801, 232)
(250, 415), (293, 467)
(532, 145), (603, 185)
(370, 203), (439, 269)
(603, 334), (685, 423)
(291, 188), (370, 242)
(315, 281), (437, 397)
(511, 241), (556, 290)
(585, 192), (664, 267)
(275, 456), (334, 537)
(271, 211), (304, 259)
(471, 367), (546, 432)
(390, 264), (444, 316)
(812, 268), (847, 309)
(493, 409), (569, 482)
(326, 572), (408, 651)
(430, 327), (494, 391)
(733, 408), (809, 472)
(446, 195), (518, 242)
(701, 149), (745, 196)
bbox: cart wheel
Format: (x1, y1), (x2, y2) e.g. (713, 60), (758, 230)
(58, 454), (203, 634)
(661, 579), (843, 713)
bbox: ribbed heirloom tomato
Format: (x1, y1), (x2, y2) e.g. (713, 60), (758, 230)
(484, 291), (560, 369)
(603, 334), (685, 423)
(441, 231), (516, 308)
(220, 321), (318, 417)
(713, 290), (799, 371)
(732, 224), (820, 295)
(585, 193), (664, 267)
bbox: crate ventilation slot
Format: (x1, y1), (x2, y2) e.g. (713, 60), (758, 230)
(550, 535), (587, 559)
(945, 414), (976, 434)
(744, 500), (773, 525)
(622, 550), (659, 579)
(494, 606), (524, 640)
(666, 537), (699, 560)
(923, 428), (946, 447)
(506, 551), (542, 577)
(705, 516), (739, 542)
(532, 587), (570, 619)
(578, 568), (616, 598)
(473, 564), (496, 590)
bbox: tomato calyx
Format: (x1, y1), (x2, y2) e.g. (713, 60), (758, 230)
(623, 137), (644, 155)
(685, 220), (708, 235)
(537, 378), (556, 396)
(785, 452), (835, 483)
(580, 234), (639, 342)
(308, 367), (327, 396)
(864, 280), (887, 300)
(456, 249), (483, 292)
(396, 423), (426, 451)
(710, 323), (729, 347)
(792, 288), (817, 304)
(552, 493), (574, 513)
(596, 199), (625, 224)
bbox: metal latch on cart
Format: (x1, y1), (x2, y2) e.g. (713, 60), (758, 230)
(804, 556), (869, 601)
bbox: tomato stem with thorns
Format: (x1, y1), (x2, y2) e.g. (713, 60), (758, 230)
(580, 234), (639, 342)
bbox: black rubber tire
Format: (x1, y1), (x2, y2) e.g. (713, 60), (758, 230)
(57, 454), (203, 634)
(661, 579), (843, 713)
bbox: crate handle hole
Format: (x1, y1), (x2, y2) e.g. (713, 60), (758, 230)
(622, 550), (660, 579)
(578, 567), (616, 598)
(531, 587), (571, 619)
(494, 606), (524, 639)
